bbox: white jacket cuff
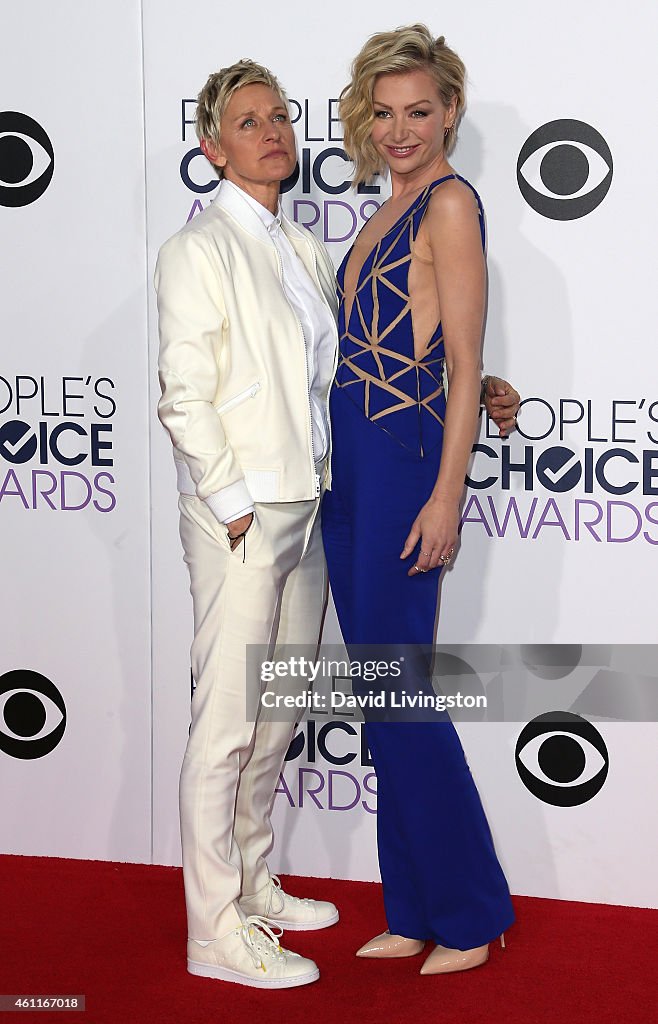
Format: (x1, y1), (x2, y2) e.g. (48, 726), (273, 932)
(204, 479), (254, 524)
(225, 505), (255, 525)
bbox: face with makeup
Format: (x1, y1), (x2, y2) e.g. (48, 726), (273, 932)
(200, 83), (296, 204)
(370, 68), (457, 182)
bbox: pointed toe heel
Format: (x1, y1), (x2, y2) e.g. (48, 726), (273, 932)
(420, 943), (490, 975)
(356, 930), (425, 959)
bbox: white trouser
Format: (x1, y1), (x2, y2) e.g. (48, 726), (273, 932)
(177, 492), (327, 940)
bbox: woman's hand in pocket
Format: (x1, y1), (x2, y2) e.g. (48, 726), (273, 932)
(227, 512), (254, 551)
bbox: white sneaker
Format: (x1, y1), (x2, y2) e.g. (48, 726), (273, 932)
(187, 915), (319, 989)
(240, 875), (339, 931)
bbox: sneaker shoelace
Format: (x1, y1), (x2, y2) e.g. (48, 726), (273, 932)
(267, 874), (312, 916)
(240, 915), (287, 970)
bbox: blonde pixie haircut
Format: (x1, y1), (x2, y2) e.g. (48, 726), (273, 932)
(196, 59), (287, 178)
(340, 25), (466, 186)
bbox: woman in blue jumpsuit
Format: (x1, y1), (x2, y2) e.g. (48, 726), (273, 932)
(321, 26), (515, 974)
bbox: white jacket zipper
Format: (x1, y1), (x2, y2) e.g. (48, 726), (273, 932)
(308, 244), (339, 495)
(272, 245), (319, 495)
(215, 381), (261, 416)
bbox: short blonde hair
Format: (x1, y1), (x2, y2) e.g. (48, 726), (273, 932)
(195, 59), (287, 178)
(340, 25), (466, 186)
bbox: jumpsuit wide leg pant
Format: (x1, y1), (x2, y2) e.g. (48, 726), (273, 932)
(321, 387), (514, 949)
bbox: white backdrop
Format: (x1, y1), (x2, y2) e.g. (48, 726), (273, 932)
(0, 0), (151, 861)
(2, 0), (657, 908)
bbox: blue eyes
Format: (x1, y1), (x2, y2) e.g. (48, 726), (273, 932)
(241, 113), (288, 129)
(374, 110), (428, 119)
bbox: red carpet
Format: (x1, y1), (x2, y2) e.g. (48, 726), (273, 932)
(1, 856), (656, 1023)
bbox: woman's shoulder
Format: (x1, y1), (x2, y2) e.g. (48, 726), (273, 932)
(419, 174), (485, 253)
(426, 174), (483, 217)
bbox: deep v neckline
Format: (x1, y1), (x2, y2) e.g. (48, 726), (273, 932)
(340, 174), (457, 331)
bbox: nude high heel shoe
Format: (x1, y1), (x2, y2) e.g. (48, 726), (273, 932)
(420, 934), (505, 975)
(356, 930), (425, 958)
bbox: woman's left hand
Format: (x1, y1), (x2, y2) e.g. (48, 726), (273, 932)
(401, 496), (459, 576)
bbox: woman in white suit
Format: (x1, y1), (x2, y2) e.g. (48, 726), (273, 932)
(156, 60), (340, 991)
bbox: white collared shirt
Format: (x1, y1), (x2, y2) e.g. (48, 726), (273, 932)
(217, 179), (334, 522)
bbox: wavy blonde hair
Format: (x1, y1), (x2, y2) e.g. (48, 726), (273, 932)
(340, 25), (466, 186)
(195, 59), (287, 178)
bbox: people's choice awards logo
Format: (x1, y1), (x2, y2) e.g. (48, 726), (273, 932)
(0, 669), (66, 759)
(517, 120), (612, 220)
(515, 711), (609, 806)
(0, 112), (54, 208)
(0, 374), (117, 513)
(464, 394), (658, 547)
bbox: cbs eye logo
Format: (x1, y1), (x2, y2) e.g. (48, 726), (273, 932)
(515, 711), (608, 806)
(0, 669), (66, 759)
(0, 112), (55, 208)
(517, 119), (612, 220)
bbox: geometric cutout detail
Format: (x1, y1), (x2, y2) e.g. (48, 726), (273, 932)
(335, 174), (485, 456)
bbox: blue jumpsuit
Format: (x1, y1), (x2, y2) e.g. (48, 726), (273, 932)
(321, 175), (515, 948)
